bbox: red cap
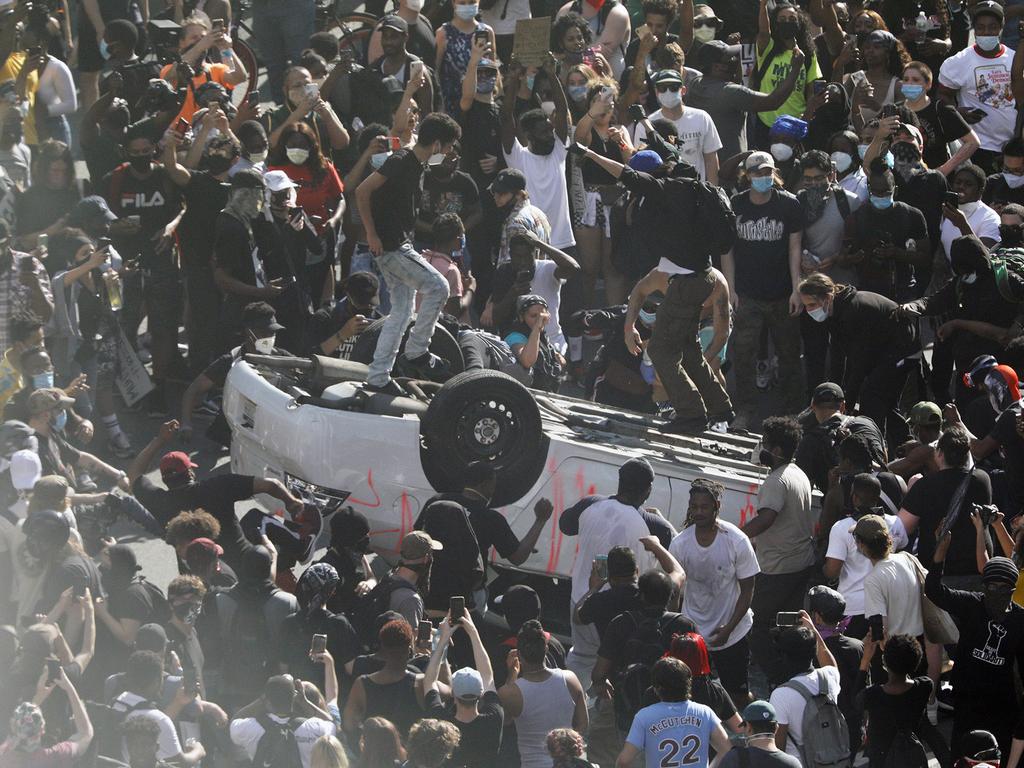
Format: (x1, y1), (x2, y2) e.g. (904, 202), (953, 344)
(159, 451), (198, 476)
(186, 537), (223, 556)
(185, 538), (223, 572)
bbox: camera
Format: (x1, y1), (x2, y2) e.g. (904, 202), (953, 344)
(974, 503), (1000, 526)
(147, 18), (182, 62)
(140, 78), (181, 113)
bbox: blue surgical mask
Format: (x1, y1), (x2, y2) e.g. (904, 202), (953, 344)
(99, 39), (111, 60)
(831, 151), (853, 173)
(857, 143), (869, 158)
(53, 410), (67, 431)
(526, 74), (536, 91)
(808, 306), (828, 322)
(751, 175), (775, 193)
(976, 35), (1001, 51)
(455, 3), (479, 18)
(477, 76), (496, 94)
(568, 84), (588, 101)
(901, 83), (925, 100)
(638, 309), (657, 326)
(371, 151), (390, 169)
(31, 372), (54, 390)
(869, 193), (894, 209)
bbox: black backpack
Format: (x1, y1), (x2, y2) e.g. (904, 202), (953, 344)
(87, 697), (157, 762)
(881, 728), (929, 768)
(222, 592), (273, 703)
(139, 577), (171, 625)
(690, 180), (737, 262)
(614, 611), (670, 731)
(351, 574), (416, 649)
(252, 713), (305, 768)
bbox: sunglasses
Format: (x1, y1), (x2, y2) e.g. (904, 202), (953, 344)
(656, 83), (681, 92)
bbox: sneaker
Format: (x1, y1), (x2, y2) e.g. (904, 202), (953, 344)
(755, 359), (773, 391)
(655, 401), (676, 420)
(364, 379), (407, 397)
(108, 432), (134, 459)
(731, 413), (754, 432)
(76, 471), (98, 492)
(195, 398), (220, 417)
(770, 355), (780, 386)
(926, 699), (938, 726)
(936, 684), (954, 712)
(710, 421), (729, 433)
(399, 351), (451, 382)
(660, 416), (708, 436)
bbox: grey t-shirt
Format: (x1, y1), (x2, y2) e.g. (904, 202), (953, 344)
(753, 462), (815, 575)
(388, 574), (424, 627)
(803, 188), (861, 285)
(720, 746), (803, 768)
(686, 77), (761, 160)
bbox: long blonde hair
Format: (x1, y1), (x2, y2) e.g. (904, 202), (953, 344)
(311, 735), (348, 768)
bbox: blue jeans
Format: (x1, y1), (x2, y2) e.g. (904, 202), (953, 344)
(351, 243), (391, 314)
(367, 243), (449, 386)
(251, 0), (315, 103)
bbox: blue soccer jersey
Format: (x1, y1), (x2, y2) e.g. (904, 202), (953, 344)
(625, 700), (721, 768)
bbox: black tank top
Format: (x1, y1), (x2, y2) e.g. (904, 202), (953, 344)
(363, 671), (421, 735)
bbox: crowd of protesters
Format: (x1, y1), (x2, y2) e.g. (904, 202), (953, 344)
(6, 0), (1024, 765)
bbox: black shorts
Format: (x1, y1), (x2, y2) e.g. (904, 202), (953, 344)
(144, 270), (184, 334)
(709, 632), (750, 697)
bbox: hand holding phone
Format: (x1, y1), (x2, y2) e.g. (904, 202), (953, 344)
(417, 620), (433, 646)
(46, 658), (61, 684)
(776, 611), (800, 627)
(594, 554), (609, 580)
(627, 103), (646, 123)
(310, 633), (327, 655)
(944, 190), (960, 208)
(449, 595), (465, 620)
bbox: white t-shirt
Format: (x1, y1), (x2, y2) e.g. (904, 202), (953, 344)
(112, 692), (182, 762)
(839, 169), (869, 203)
(634, 107), (722, 180)
(769, 666), (842, 762)
(531, 257), (566, 352)
(940, 200), (1001, 260)
(862, 552), (924, 637)
(824, 514), (908, 616)
(570, 497), (654, 605)
(230, 714), (337, 768)
(670, 520), (760, 650)
(938, 45), (1017, 151)
(504, 138), (575, 249)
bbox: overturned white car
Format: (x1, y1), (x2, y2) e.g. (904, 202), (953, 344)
(223, 343), (771, 581)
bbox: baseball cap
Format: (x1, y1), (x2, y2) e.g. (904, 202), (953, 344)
(619, 457), (655, 487)
(489, 168), (527, 194)
(242, 301), (286, 332)
(67, 195), (117, 227)
(10, 449), (41, 492)
(186, 537), (224, 573)
(908, 401), (942, 427)
(32, 475), (71, 508)
(28, 388), (75, 415)
(696, 39), (740, 68)
(865, 29), (898, 48)
(651, 69), (684, 86)
(744, 151), (775, 172)
(812, 382), (845, 404)
(478, 58), (499, 71)
(895, 122), (924, 149)
(973, 0), (1004, 22)
(380, 14), (409, 32)
(159, 451), (198, 477)
(806, 584), (846, 620)
(628, 149), (664, 173)
(264, 170), (298, 193)
(495, 584), (542, 633)
(451, 667), (484, 699)
(743, 700), (777, 723)
(230, 168), (265, 190)
(852, 514), (889, 542)
(135, 623), (168, 652)
(400, 530), (442, 560)
(345, 272), (380, 306)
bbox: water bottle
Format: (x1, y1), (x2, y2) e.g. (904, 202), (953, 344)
(915, 11), (929, 41)
(103, 271), (123, 310)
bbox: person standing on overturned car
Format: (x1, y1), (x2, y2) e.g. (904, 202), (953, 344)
(356, 112), (462, 395)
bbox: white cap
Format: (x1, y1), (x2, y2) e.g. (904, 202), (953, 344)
(744, 151), (776, 172)
(264, 170), (298, 193)
(10, 449), (41, 492)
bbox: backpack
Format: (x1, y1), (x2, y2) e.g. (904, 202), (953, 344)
(614, 611), (671, 731)
(87, 696), (157, 762)
(222, 592), (273, 702)
(781, 670), (852, 768)
(881, 728), (929, 768)
(690, 180), (737, 262)
(351, 573), (416, 649)
(252, 713), (305, 768)
(139, 577), (171, 625)
(989, 247), (1024, 303)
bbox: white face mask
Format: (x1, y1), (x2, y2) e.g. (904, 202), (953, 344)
(770, 143), (794, 162)
(831, 151), (853, 173)
(693, 24), (716, 42)
(286, 147), (310, 165)
(540, 100), (556, 116)
(657, 89), (682, 109)
(371, 151), (391, 169)
(1004, 171), (1024, 189)
(427, 152), (446, 166)
(962, 272), (978, 284)
(254, 335), (275, 354)
(248, 150), (267, 164)
(406, 0), (424, 11)
(808, 305), (828, 322)
(976, 34), (1001, 51)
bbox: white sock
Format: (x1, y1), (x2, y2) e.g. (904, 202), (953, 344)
(102, 414), (124, 440)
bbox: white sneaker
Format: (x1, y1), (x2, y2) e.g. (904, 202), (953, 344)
(926, 698), (938, 726)
(755, 359), (773, 391)
(710, 421), (729, 433)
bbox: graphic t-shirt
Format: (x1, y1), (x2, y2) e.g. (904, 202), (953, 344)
(371, 149), (426, 251)
(755, 45), (821, 127)
(938, 45), (1017, 151)
(101, 164), (182, 271)
(626, 700), (721, 768)
(730, 189), (805, 301)
(634, 107), (723, 180)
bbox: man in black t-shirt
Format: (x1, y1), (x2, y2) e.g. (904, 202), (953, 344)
(575, 546), (640, 638)
(414, 146), (482, 244)
(983, 137), (1024, 212)
(356, 113), (462, 396)
(310, 272), (382, 360)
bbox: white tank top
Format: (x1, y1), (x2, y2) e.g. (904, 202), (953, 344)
(515, 669), (576, 768)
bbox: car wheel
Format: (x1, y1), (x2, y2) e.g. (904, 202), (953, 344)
(420, 370), (549, 507)
(349, 316), (465, 375)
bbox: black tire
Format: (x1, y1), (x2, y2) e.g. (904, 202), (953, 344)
(419, 370), (549, 507)
(350, 316), (465, 375)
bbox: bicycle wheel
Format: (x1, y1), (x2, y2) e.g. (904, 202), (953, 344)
(323, 13), (380, 61)
(228, 37), (259, 107)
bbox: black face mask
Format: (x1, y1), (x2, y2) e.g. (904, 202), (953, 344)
(759, 449), (781, 468)
(127, 153), (153, 173)
(205, 154), (235, 174)
(532, 136), (557, 156)
(355, 536), (372, 554)
(1000, 223), (1024, 246)
(775, 20), (800, 39)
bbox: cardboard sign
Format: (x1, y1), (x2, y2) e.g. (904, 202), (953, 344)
(116, 328), (154, 406)
(513, 17), (552, 68)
